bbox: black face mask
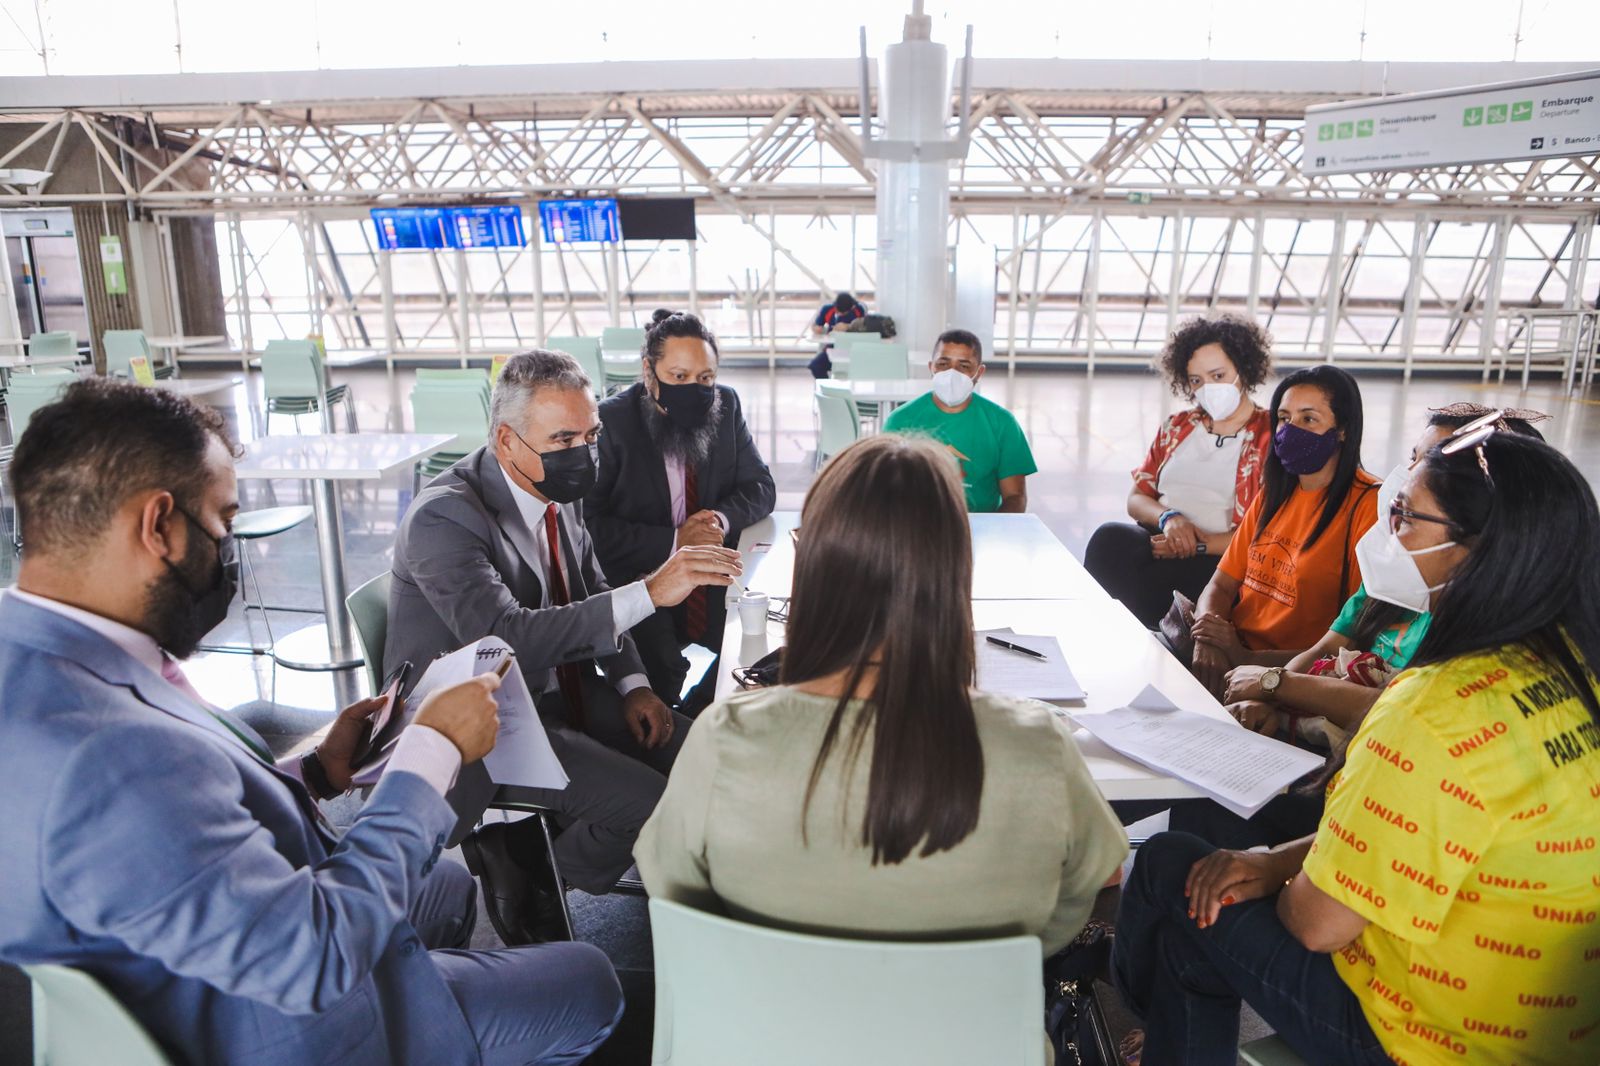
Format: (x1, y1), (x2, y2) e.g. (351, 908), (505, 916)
(149, 507), (239, 659)
(654, 378), (717, 429)
(510, 429), (598, 504)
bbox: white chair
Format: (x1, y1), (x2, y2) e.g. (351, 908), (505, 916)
(813, 384), (861, 469)
(24, 963), (173, 1066)
(649, 898), (1045, 1066)
(599, 327), (646, 393)
(848, 339), (911, 381)
(547, 336), (606, 398)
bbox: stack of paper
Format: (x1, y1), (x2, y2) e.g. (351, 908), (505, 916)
(975, 628), (1086, 701)
(1068, 686), (1325, 818)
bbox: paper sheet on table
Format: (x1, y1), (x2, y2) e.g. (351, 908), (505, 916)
(975, 628), (1086, 701)
(1067, 685), (1324, 819)
(353, 637), (567, 791)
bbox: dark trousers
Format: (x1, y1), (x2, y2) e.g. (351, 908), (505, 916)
(1083, 521), (1220, 629)
(629, 601), (723, 716)
(1112, 832), (1391, 1066)
(1166, 792), (1326, 851)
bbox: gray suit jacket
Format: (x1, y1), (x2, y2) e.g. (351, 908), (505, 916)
(386, 445), (648, 701)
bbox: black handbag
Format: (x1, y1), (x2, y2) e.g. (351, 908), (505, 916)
(1044, 921), (1117, 1066)
(730, 647), (783, 689)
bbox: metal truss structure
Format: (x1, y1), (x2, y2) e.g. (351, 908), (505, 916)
(2, 60), (1597, 374)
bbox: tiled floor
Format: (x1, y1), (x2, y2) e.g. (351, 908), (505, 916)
(3, 361), (1598, 1064)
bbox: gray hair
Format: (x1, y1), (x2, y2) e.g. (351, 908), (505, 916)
(489, 349), (592, 430)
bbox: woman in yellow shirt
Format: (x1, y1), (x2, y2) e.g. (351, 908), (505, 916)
(1113, 425), (1600, 1065)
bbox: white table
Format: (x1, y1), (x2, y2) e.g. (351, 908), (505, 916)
(0, 353), (80, 386)
(738, 512), (1105, 602)
(844, 378), (927, 414)
(154, 376), (242, 405)
(235, 433), (455, 700)
(715, 514), (1234, 801)
(146, 334), (227, 370)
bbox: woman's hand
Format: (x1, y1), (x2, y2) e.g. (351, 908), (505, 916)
(1225, 699), (1284, 735)
(1192, 642), (1234, 698)
(1224, 664), (1269, 703)
(1160, 514), (1200, 558)
(1185, 848), (1298, 928)
(1191, 612), (1244, 657)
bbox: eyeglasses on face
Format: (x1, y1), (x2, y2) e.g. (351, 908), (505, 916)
(1388, 501), (1454, 534)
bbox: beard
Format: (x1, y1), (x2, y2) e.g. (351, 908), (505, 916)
(142, 530), (223, 660)
(638, 381), (724, 466)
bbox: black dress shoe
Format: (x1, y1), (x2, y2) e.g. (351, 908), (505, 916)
(503, 816), (572, 943)
(460, 823), (540, 946)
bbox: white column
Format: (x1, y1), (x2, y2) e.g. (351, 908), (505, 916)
(1321, 212), (1347, 363)
(1085, 208), (1103, 376)
(687, 235), (699, 318)
(455, 245), (471, 368)
(531, 215), (545, 344)
(1478, 214), (1510, 382)
(1245, 210), (1264, 322)
(1400, 214), (1428, 383)
(1165, 209), (1184, 339)
(379, 249), (397, 376)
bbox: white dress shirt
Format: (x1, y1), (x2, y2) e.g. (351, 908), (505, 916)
(4, 588), (461, 799)
(496, 463), (652, 696)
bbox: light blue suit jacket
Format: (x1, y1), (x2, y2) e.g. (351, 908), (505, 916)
(0, 594), (479, 1065)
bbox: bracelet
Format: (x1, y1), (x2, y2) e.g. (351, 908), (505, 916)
(1157, 508), (1182, 532)
(300, 749), (342, 801)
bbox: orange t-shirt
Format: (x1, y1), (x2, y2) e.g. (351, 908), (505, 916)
(1217, 474), (1380, 651)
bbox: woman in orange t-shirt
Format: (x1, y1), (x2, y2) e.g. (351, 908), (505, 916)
(1188, 365), (1379, 698)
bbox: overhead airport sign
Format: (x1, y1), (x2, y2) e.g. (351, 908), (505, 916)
(1303, 68), (1600, 175)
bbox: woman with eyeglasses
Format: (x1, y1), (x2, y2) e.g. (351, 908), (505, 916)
(636, 434), (1129, 1029)
(1162, 405), (1553, 851)
(1113, 430), (1600, 1066)
(1085, 315), (1275, 627)
(1182, 365), (1381, 699)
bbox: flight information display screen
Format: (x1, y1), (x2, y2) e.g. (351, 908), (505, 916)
(538, 198), (621, 244)
(371, 205), (528, 249)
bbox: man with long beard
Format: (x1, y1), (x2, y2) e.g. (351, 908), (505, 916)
(586, 310), (776, 715)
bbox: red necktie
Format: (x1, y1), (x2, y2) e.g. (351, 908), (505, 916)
(683, 464), (708, 642)
(543, 503), (587, 732)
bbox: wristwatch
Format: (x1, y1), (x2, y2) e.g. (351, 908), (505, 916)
(300, 749), (342, 801)
(1260, 667), (1286, 702)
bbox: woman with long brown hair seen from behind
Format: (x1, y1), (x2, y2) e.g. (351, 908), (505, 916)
(637, 433), (1127, 957)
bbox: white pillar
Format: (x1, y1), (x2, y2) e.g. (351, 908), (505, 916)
(455, 245), (470, 368)
(1085, 208), (1102, 376)
(1165, 209), (1184, 339)
(1478, 215), (1510, 383)
(379, 249), (397, 375)
(1321, 212), (1347, 363)
(1245, 210), (1264, 322)
(531, 214), (545, 344)
(1400, 214), (1428, 383)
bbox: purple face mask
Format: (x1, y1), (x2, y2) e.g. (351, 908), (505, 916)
(1273, 421), (1342, 475)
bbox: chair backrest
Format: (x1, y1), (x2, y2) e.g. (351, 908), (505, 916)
(547, 337), (605, 397)
(410, 387), (489, 453)
(100, 330), (151, 377)
(848, 339), (911, 380)
(5, 375), (71, 439)
(28, 331), (77, 358)
(829, 330), (881, 353)
(260, 340), (326, 400)
(649, 899), (1044, 1066)
(345, 571), (392, 694)
(599, 326), (647, 355)
(24, 963), (173, 1066)
(814, 386), (862, 462)
(815, 380), (862, 426)
(415, 368), (490, 389)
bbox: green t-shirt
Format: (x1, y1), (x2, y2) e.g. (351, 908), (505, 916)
(882, 392), (1038, 512)
(1328, 584), (1432, 669)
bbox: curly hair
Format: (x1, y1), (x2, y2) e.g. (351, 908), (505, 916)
(1157, 314), (1273, 397)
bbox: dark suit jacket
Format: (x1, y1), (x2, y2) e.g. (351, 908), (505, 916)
(386, 445), (648, 700)
(587, 382), (776, 585)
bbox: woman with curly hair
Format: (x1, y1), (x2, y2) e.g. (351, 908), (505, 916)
(1084, 315), (1275, 627)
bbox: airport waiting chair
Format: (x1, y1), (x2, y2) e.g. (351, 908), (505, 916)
(410, 383), (489, 488)
(415, 367), (491, 394)
(847, 339), (911, 381)
(23, 963), (173, 1066)
(27, 330), (79, 359)
(599, 326), (647, 392)
(648, 898), (1046, 1066)
(102, 329), (175, 381)
(826, 329), (882, 380)
(546, 336), (605, 398)
(4, 372), (71, 444)
(260, 339), (356, 433)
(813, 383), (861, 469)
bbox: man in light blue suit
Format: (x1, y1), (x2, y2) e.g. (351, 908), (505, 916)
(0, 379), (622, 1065)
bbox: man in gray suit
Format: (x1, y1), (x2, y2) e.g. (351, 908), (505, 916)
(387, 349), (741, 944)
(0, 378), (622, 1066)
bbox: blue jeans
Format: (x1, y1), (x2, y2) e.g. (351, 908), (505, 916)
(1112, 832), (1392, 1066)
(418, 861), (624, 1065)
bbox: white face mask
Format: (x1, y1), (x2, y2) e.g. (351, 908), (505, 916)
(931, 368), (976, 407)
(1196, 381), (1243, 422)
(1354, 520), (1456, 614)
(1376, 461), (1412, 522)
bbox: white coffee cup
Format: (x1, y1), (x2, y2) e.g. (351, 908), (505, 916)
(737, 590), (769, 636)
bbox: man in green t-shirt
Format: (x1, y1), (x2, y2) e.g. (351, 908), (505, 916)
(882, 329), (1037, 512)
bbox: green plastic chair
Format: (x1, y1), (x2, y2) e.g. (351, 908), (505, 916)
(346, 571), (392, 694)
(27, 330), (78, 359)
(198, 505), (317, 657)
(814, 383), (861, 469)
(24, 963), (173, 1066)
(410, 385), (488, 484)
(261, 339), (355, 433)
(4, 375), (71, 442)
(648, 898), (1045, 1066)
(848, 339), (911, 381)
(1240, 1036), (1310, 1066)
(102, 330), (175, 381)
(825, 331), (882, 381)
(547, 337), (605, 398)
(599, 326), (646, 392)
(0, 444), (15, 548)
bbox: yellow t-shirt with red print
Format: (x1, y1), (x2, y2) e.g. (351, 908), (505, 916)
(1302, 641), (1600, 1066)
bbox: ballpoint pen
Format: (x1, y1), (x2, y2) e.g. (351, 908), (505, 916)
(985, 636), (1047, 660)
